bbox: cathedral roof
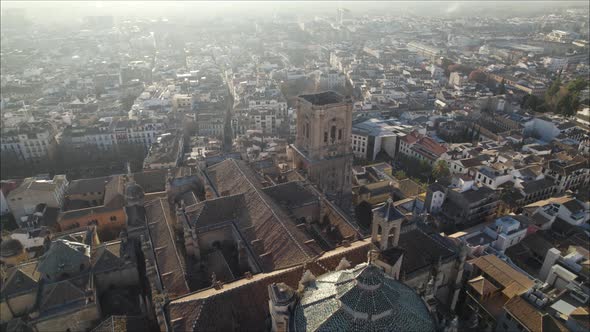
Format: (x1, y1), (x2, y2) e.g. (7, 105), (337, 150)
(292, 263), (435, 332)
(188, 158), (323, 271)
(37, 239), (90, 277)
(166, 239), (373, 332)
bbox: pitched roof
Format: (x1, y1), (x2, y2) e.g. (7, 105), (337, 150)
(504, 296), (568, 332)
(469, 255), (534, 296)
(468, 276), (499, 296)
(261, 181), (318, 208)
(103, 176), (125, 208)
(91, 242), (124, 273)
(0, 263), (40, 299)
(416, 136), (447, 156)
(145, 198), (189, 298)
(38, 275), (90, 312)
(192, 159), (323, 271)
(570, 307), (590, 331)
(400, 131), (421, 145)
(37, 240), (90, 277)
(521, 178), (555, 195)
(133, 170), (167, 193)
(167, 239), (373, 332)
(398, 223), (456, 275)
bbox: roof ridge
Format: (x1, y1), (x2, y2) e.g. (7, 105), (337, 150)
(230, 159), (311, 259)
(158, 198), (190, 290)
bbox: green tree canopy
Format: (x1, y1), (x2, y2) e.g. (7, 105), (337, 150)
(432, 160), (451, 180)
(394, 170), (407, 180)
(567, 78), (588, 92)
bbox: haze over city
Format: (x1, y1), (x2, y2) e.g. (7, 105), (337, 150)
(1, 1), (589, 332)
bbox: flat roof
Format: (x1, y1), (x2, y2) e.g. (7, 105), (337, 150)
(299, 91), (344, 106)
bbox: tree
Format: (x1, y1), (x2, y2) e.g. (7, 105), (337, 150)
(418, 160), (432, 176)
(566, 78), (587, 92)
(432, 160), (450, 180)
(355, 201), (373, 230)
(522, 94), (543, 112)
(556, 93), (576, 116)
(394, 170), (407, 180)
(547, 78), (561, 97)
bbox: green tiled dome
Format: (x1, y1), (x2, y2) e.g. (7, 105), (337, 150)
(293, 263), (435, 332)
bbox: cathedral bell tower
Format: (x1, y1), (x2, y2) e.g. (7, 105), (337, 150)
(290, 91), (353, 207)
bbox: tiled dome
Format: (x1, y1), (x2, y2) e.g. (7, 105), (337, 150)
(293, 263), (435, 332)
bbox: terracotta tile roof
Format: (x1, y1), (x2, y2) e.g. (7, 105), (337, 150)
(400, 131), (421, 145)
(103, 176), (125, 208)
(504, 296), (568, 332)
(167, 240), (371, 331)
(469, 276), (499, 296)
(167, 240), (373, 332)
(417, 136), (447, 156)
(469, 255), (534, 297)
(191, 159), (323, 271)
(145, 198), (189, 298)
(261, 181), (318, 208)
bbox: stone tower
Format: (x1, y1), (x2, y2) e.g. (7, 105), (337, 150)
(371, 198), (404, 250)
(290, 91), (353, 206)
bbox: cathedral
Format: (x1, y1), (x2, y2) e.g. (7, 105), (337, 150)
(289, 91), (354, 207)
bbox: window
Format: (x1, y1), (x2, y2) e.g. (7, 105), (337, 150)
(110, 216), (117, 221)
(324, 132), (328, 143)
(330, 126), (336, 140)
(338, 129), (342, 140)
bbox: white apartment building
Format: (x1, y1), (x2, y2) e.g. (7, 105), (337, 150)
(460, 216), (527, 254)
(113, 120), (166, 149)
(321, 70), (347, 90)
(0, 123), (57, 161)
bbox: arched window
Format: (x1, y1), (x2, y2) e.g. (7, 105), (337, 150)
(338, 129), (342, 140)
(330, 126), (336, 140)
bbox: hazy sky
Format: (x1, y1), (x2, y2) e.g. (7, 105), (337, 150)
(2, 1), (589, 24)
